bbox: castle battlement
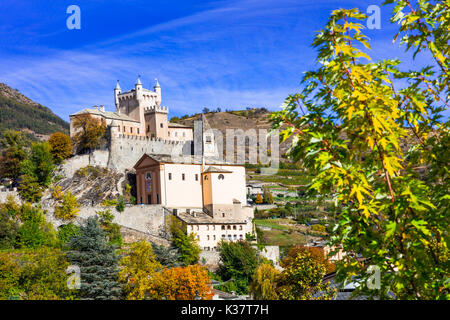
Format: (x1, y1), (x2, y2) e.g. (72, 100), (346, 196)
(115, 133), (186, 145)
(144, 105), (168, 113)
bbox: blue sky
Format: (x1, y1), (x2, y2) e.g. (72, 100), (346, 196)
(0, 0), (443, 121)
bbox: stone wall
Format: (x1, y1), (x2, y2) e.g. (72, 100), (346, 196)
(257, 245), (281, 268)
(108, 133), (192, 172)
(45, 204), (172, 240)
(58, 134), (193, 178)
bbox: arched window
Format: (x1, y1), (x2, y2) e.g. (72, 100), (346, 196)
(218, 174), (225, 180)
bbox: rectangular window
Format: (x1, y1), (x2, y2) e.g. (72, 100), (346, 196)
(233, 235), (237, 241)
(195, 174), (198, 181)
(147, 195), (152, 204)
(160, 123), (163, 128)
(207, 235), (210, 240)
(168, 173), (172, 180)
(130, 127), (133, 133)
(137, 128), (140, 134)
(213, 235), (216, 240)
(147, 125), (150, 132)
(233, 225), (237, 230)
(239, 226), (243, 230)
(123, 126), (126, 132)
(118, 126), (120, 132)
(182, 173), (185, 181)
(221, 225), (225, 230)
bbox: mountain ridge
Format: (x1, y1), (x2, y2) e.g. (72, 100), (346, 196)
(0, 83), (69, 140)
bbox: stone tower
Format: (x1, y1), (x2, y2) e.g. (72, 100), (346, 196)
(114, 76), (165, 137)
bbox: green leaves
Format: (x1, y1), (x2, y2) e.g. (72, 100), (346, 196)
(271, 2), (449, 300)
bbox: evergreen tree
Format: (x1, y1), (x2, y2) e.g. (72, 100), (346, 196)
(66, 217), (122, 300)
(151, 243), (182, 268)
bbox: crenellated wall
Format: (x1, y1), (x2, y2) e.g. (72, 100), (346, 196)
(108, 133), (193, 171)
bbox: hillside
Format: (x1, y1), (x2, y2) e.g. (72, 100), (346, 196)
(172, 108), (293, 158)
(0, 83), (69, 140)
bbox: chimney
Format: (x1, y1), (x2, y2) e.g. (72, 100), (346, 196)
(186, 209), (191, 215)
(193, 212), (197, 218)
(173, 208), (178, 217)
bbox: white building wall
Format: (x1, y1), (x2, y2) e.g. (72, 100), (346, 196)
(161, 163), (203, 208)
(187, 222), (251, 250)
(210, 166), (247, 205)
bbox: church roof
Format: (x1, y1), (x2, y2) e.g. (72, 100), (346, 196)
(133, 153), (242, 169)
(70, 108), (139, 123)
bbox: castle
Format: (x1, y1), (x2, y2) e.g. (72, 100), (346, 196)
(70, 76), (194, 143)
(69, 77), (254, 250)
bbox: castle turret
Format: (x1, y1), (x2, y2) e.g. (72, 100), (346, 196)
(154, 78), (161, 106)
(135, 75), (143, 102)
(114, 80), (121, 112)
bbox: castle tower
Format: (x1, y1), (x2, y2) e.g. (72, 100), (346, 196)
(154, 78), (161, 105)
(114, 80), (121, 112)
(135, 75), (143, 102)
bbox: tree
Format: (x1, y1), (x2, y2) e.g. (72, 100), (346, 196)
(16, 203), (58, 249)
(147, 265), (213, 300)
(249, 263), (280, 300)
(0, 195), (20, 249)
(72, 114), (107, 153)
(202, 107), (210, 114)
(17, 174), (43, 203)
(263, 189), (274, 204)
(217, 240), (261, 294)
(277, 250), (334, 300)
(97, 209), (122, 246)
(170, 216), (201, 265)
(66, 217), (122, 300)
(255, 193), (263, 204)
(0, 130), (29, 181)
(57, 222), (81, 246)
(48, 132), (73, 164)
(20, 142), (54, 187)
(119, 241), (162, 300)
(271, 3), (449, 299)
(54, 191), (80, 221)
(0, 247), (76, 300)
(283, 245), (336, 275)
(152, 243), (182, 268)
